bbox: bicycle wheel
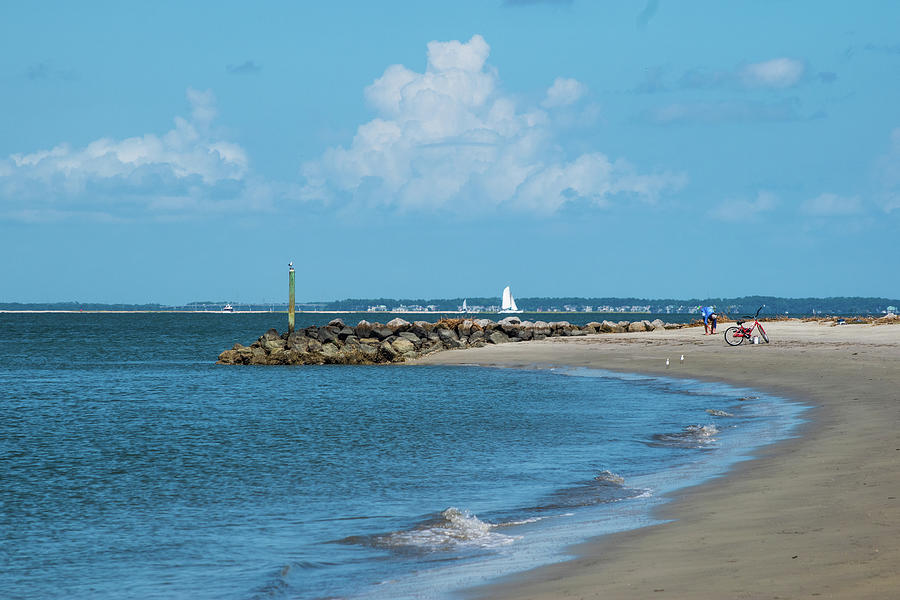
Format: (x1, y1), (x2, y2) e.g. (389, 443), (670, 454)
(724, 326), (744, 346)
(758, 324), (769, 343)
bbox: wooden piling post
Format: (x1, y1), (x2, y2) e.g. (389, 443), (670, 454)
(288, 262), (295, 335)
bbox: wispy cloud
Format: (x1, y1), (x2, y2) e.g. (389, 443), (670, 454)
(300, 35), (685, 214)
(864, 42), (900, 55)
(739, 58), (806, 89)
(644, 98), (804, 124)
(636, 57), (814, 93)
(226, 60), (262, 75)
(876, 127), (900, 212)
(709, 191), (776, 221)
(801, 193), (862, 216)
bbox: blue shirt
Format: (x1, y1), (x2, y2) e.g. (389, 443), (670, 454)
(701, 306), (715, 319)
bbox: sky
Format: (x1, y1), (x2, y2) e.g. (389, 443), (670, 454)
(2, 1), (899, 304)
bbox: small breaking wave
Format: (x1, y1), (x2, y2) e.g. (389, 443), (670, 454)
(648, 424), (719, 449)
(594, 470), (626, 485)
(339, 508), (518, 553)
(705, 409), (734, 417)
(527, 470), (639, 511)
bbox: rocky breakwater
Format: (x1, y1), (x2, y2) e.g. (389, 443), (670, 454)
(217, 316), (686, 366)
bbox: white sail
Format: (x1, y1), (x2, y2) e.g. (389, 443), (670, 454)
(500, 286), (522, 313)
(462, 299), (468, 312)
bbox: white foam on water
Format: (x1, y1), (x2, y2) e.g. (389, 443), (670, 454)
(706, 408), (734, 417)
(377, 508), (519, 551)
(594, 470), (625, 485)
(685, 424), (718, 438)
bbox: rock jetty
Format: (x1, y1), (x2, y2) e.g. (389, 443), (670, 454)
(217, 316), (687, 366)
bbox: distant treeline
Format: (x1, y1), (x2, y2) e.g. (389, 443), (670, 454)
(3, 296), (897, 315)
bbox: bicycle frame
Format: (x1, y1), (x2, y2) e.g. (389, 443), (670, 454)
(733, 320), (765, 340)
(725, 306), (769, 345)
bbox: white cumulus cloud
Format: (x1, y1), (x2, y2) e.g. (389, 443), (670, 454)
(542, 77), (587, 108)
(301, 35), (684, 213)
(0, 89), (250, 220)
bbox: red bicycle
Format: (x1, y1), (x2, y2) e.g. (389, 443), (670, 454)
(724, 306), (769, 346)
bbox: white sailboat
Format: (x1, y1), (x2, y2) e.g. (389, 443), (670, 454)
(461, 299), (469, 313)
(499, 286), (523, 313)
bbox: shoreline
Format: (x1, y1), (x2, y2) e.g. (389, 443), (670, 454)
(414, 321), (900, 599)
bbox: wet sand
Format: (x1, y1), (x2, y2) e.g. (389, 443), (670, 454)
(414, 320), (900, 599)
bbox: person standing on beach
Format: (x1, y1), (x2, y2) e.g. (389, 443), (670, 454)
(700, 306), (717, 335)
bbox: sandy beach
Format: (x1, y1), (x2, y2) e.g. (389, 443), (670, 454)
(415, 320), (900, 599)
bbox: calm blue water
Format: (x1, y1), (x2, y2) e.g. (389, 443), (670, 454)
(0, 313), (805, 599)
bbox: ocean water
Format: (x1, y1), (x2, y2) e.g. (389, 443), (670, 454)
(0, 313), (806, 599)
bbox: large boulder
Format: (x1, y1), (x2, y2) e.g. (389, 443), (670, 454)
(317, 326), (338, 344)
(500, 320), (521, 335)
(458, 319), (475, 336)
(320, 343), (342, 362)
(398, 331), (421, 346)
(498, 316), (521, 326)
(488, 330), (510, 344)
(627, 321), (647, 333)
(515, 326), (533, 341)
(391, 337), (416, 355)
(411, 321), (433, 337)
(261, 328), (281, 342)
(262, 336), (286, 352)
(386, 317), (411, 332)
(437, 328), (459, 342)
(359, 343), (378, 362)
(338, 326), (356, 340)
(474, 318), (494, 330)
(355, 320), (374, 338)
(217, 349), (238, 364)
(328, 318), (345, 328)
(549, 321), (571, 335)
(378, 340), (399, 362)
(372, 326), (394, 340)
(286, 333), (312, 352)
(533, 321), (551, 337)
(651, 319), (666, 331)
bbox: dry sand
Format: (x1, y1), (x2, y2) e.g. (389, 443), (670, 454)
(414, 320), (900, 599)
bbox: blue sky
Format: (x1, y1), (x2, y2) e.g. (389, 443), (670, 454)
(2, 1), (899, 303)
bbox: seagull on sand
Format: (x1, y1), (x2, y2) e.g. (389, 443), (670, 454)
(666, 358), (670, 368)
(680, 354), (684, 365)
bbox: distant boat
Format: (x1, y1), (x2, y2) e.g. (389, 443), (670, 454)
(222, 304), (234, 313)
(462, 299), (468, 313)
(499, 286), (523, 313)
